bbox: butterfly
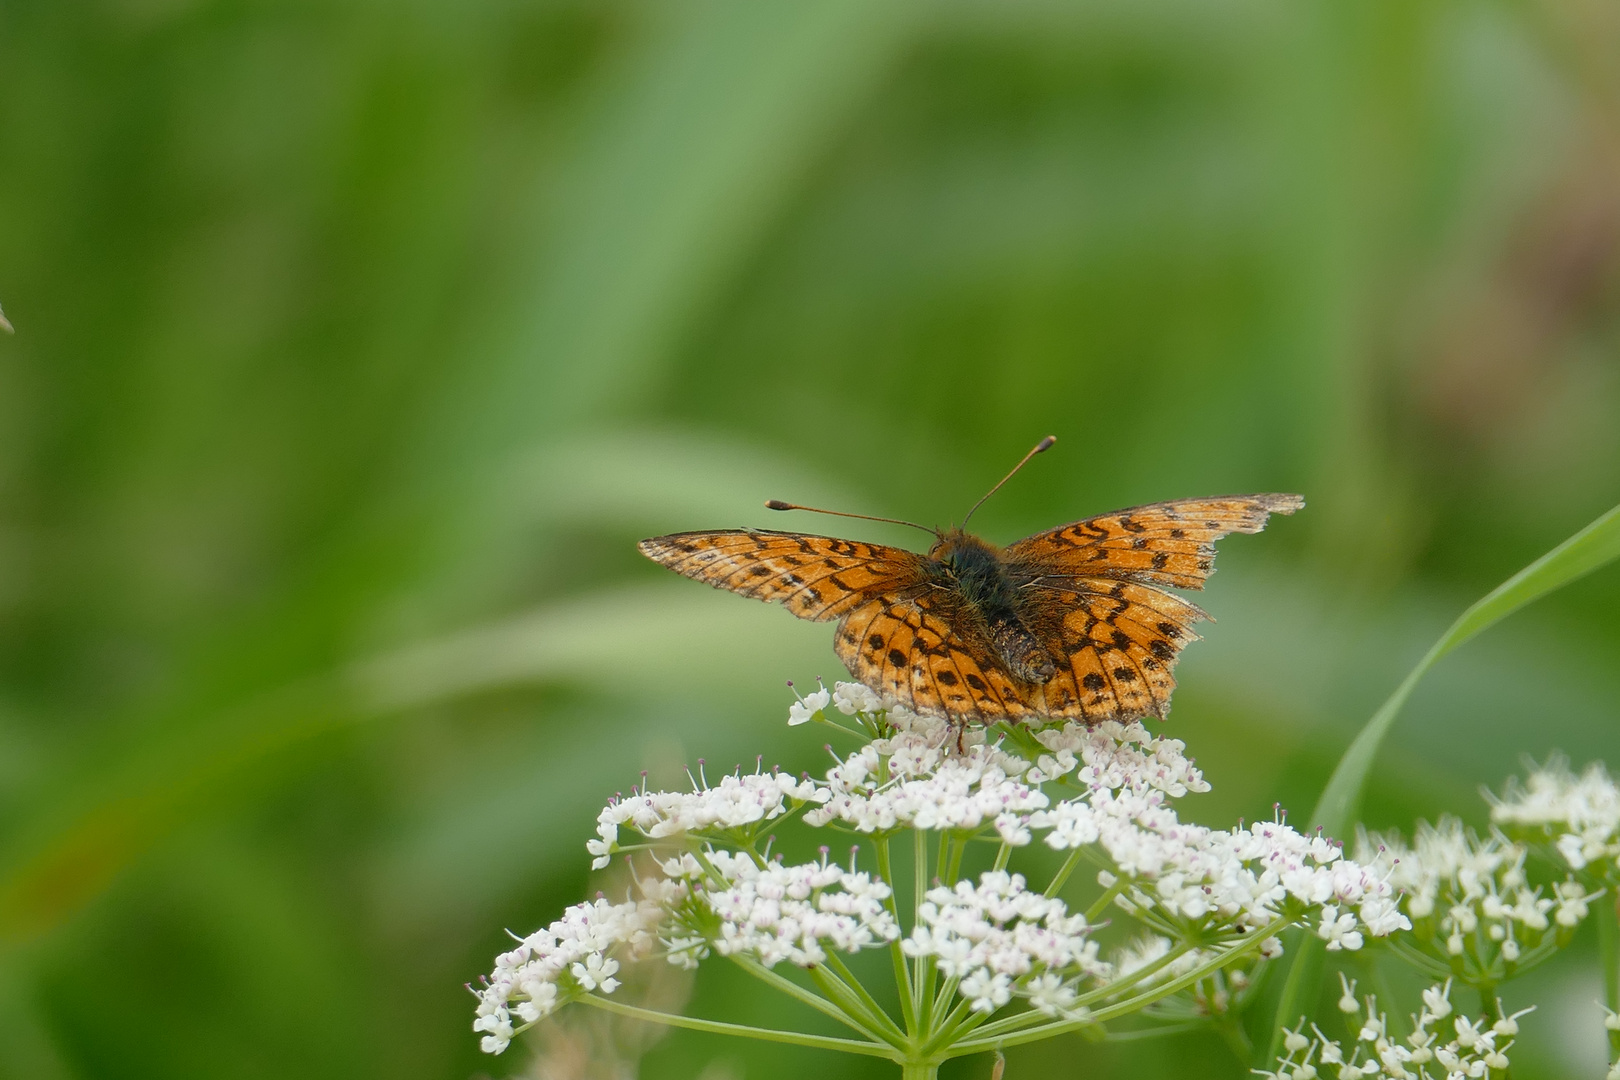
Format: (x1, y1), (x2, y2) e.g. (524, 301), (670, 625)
(638, 437), (1302, 726)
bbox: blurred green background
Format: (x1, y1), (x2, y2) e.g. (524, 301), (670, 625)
(2, 0), (1619, 1077)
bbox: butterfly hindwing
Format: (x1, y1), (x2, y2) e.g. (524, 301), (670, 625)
(1016, 581), (1194, 721)
(834, 597), (1033, 723)
(637, 529), (929, 621)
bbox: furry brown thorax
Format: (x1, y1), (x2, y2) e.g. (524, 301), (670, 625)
(928, 529), (1058, 684)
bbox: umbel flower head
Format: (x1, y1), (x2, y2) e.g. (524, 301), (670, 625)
(1356, 816), (1596, 988)
(472, 683), (1408, 1067)
(1489, 756), (1620, 879)
(1264, 978), (1527, 1080)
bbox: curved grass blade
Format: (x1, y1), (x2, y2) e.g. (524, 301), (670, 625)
(1261, 500), (1620, 1066)
(1314, 500), (1620, 836)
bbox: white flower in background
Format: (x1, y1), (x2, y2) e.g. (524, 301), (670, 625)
(1358, 816), (1588, 982)
(1337, 972), (1359, 1013)
(1490, 758), (1620, 876)
(1264, 981), (1526, 1080)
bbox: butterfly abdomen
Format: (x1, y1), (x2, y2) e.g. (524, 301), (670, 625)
(987, 617), (1057, 684)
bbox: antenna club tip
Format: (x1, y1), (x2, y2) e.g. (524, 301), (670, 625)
(1036, 435), (1057, 452)
(764, 499), (793, 511)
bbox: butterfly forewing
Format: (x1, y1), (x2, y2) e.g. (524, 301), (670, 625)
(1005, 494), (1303, 590)
(637, 530), (928, 621)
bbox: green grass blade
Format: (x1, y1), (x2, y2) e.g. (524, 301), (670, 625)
(1260, 500), (1620, 1067)
(1313, 500), (1620, 835)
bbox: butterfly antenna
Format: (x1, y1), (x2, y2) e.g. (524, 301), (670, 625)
(961, 435), (1057, 527)
(764, 500), (938, 537)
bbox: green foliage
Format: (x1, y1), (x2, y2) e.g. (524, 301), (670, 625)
(1, 1), (1619, 1078)
(1265, 500), (1620, 1068)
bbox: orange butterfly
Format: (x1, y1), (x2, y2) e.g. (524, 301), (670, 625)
(639, 437), (1301, 726)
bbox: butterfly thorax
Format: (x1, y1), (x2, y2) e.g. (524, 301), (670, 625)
(929, 530), (1018, 610)
(929, 529), (1058, 685)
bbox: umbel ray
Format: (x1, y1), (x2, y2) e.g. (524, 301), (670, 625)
(639, 437), (1301, 727)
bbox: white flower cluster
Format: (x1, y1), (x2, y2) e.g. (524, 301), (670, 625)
(1025, 718), (1211, 798)
(1264, 978), (1526, 1080)
(589, 766), (826, 869)
(659, 848), (900, 966)
(1489, 758), (1620, 876)
(1085, 798), (1404, 943)
(1357, 818), (1595, 973)
(472, 890), (677, 1054)
(474, 848), (902, 1055)
(803, 712), (1044, 834)
(808, 685), (1401, 947)
(477, 681), (1409, 1057)
(901, 871), (1108, 1015)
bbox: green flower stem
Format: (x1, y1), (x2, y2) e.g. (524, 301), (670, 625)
(928, 973), (961, 1030)
(914, 831), (948, 1032)
(728, 956), (893, 1043)
(1477, 986), (1503, 1028)
(919, 996), (977, 1054)
(935, 915), (1280, 1054)
(874, 836), (919, 1033)
(812, 715), (870, 741)
(1045, 848), (1085, 899)
(807, 964), (909, 1049)
(991, 841), (1011, 872)
(924, 939), (1203, 1054)
(943, 835), (966, 886)
(1601, 893), (1620, 1059)
(1103, 1020), (1208, 1041)
(952, 915), (1293, 1055)
(1082, 874), (1126, 919)
(1363, 954), (1409, 1044)
(913, 827), (930, 1018)
(686, 846), (729, 888)
(1386, 938), (1455, 981)
(574, 992), (896, 1058)
(916, 836), (966, 1035)
(823, 952), (908, 1043)
(900, 1063), (939, 1080)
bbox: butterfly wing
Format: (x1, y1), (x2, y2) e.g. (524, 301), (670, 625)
(639, 528), (1034, 721)
(1013, 580), (1208, 721)
(834, 596), (1036, 724)
(1006, 494), (1302, 722)
(1004, 493), (1303, 590)
(637, 529), (930, 622)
